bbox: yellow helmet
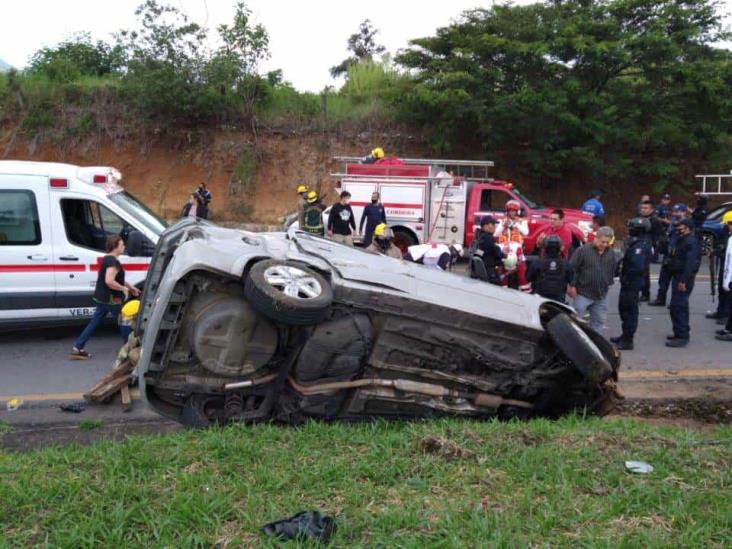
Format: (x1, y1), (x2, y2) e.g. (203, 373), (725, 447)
(121, 299), (141, 319)
(722, 211), (732, 225)
(371, 147), (385, 159)
(374, 223), (390, 237)
(306, 191), (318, 203)
(297, 184), (308, 194)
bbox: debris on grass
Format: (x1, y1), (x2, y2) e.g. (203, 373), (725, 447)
(625, 460), (654, 474)
(420, 436), (475, 460)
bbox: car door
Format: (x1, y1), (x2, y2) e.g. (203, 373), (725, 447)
(0, 175), (57, 324)
(50, 195), (150, 320)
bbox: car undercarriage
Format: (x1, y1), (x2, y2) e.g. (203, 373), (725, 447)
(137, 222), (622, 427)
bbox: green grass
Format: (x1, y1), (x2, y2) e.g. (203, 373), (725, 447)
(1, 417), (730, 547)
(78, 419), (104, 431)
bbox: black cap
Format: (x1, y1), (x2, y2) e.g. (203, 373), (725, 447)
(480, 215), (497, 226)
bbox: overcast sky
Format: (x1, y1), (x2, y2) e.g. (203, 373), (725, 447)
(0, 0), (496, 91)
(1, 0), (729, 91)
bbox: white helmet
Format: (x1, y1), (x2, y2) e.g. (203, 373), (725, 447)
(503, 252), (518, 271)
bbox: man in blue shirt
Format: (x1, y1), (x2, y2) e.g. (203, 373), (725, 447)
(359, 191), (387, 247)
(581, 191), (605, 217)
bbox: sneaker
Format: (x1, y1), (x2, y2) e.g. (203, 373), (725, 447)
(665, 338), (689, 348)
(69, 347), (91, 360)
(648, 300), (666, 307)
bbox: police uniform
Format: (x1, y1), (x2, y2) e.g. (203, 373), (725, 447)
(528, 255), (571, 302)
(616, 236), (651, 347)
(650, 221), (680, 306)
(667, 223), (701, 345)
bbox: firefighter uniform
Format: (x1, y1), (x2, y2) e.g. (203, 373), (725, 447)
(302, 193), (325, 236)
(614, 234), (651, 349)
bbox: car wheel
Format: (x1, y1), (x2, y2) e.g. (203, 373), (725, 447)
(393, 229), (417, 257)
(546, 313), (612, 383)
(245, 260), (333, 325)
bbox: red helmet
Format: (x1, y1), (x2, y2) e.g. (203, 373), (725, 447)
(506, 200), (521, 212)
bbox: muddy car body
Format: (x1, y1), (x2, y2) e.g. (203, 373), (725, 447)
(137, 218), (621, 426)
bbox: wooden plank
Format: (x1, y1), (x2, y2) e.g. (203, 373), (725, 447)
(83, 360), (134, 401)
(85, 375), (131, 403)
(120, 384), (132, 412)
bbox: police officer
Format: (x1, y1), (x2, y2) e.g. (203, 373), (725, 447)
(637, 200), (662, 301)
(666, 218), (701, 347)
(302, 191), (325, 236)
(610, 218), (651, 350)
(469, 216), (503, 284)
(649, 203), (688, 307)
(527, 235), (572, 302)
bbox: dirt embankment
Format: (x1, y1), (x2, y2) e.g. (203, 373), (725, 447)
(0, 128), (682, 228)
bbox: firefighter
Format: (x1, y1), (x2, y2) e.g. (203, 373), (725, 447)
(527, 235), (572, 302)
(495, 200), (530, 292)
(366, 223), (402, 258)
(610, 217), (652, 350)
(666, 219), (701, 347)
(302, 191), (326, 236)
(361, 147), (385, 164)
(296, 184), (309, 227)
(119, 299), (140, 345)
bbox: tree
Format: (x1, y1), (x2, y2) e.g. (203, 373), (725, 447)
(330, 19), (386, 78)
(28, 33), (124, 82)
(396, 0), (732, 190)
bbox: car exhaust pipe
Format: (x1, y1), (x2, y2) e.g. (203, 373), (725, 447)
(287, 377), (532, 410)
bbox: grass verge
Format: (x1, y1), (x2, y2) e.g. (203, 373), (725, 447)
(0, 416), (730, 547)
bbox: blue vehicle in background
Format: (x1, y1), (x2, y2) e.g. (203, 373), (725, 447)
(696, 173), (732, 253)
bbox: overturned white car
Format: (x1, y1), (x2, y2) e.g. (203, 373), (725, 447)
(136, 218), (621, 427)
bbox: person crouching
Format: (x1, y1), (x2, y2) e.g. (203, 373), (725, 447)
(366, 223), (402, 258)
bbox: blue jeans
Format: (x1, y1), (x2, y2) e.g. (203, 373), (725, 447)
(74, 302), (123, 350)
(572, 293), (609, 332)
(670, 275), (695, 341)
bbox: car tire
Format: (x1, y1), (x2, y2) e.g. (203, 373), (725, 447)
(245, 260), (333, 325)
(392, 228), (417, 257)
(546, 313), (612, 383)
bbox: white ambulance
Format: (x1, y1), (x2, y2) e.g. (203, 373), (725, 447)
(0, 161), (166, 327)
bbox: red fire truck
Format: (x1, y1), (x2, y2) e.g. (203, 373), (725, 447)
(331, 157), (593, 254)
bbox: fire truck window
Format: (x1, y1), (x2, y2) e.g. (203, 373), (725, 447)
(0, 190), (41, 246)
(479, 190), (492, 211)
(61, 199), (126, 252)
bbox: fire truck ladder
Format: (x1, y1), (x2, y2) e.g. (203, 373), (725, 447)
(696, 173), (732, 196)
(333, 157), (495, 180)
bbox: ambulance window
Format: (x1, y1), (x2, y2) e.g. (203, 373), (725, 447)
(479, 190), (492, 211)
(61, 199), (127, 252)
(0, 190), (41, 245)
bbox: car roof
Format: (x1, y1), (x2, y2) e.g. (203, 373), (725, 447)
(0, 160), (83, 179)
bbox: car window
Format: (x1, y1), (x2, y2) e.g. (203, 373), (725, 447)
(61, 199), (127, 252)
(0, 190), (41, 246)
(479, 190), (492, 211)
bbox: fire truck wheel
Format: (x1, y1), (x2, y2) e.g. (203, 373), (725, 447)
(392, 229), (417, 256)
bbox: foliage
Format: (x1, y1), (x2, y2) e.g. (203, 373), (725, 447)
(330, 19), (386, 78)
(396, 0), (732, 190)
(1, 417), (731, 546)
(28, 33), (124, 82)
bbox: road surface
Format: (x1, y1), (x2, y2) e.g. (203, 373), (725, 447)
(1, 265), (731, 414)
